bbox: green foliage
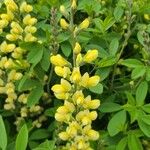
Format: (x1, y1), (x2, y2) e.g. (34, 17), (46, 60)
(1, 0), (150, 149)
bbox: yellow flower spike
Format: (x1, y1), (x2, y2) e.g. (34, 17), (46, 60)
(50, 54), (69, 67)
(59, 132), (69, 141)
(61, 79), (72, 91)
(54, 66), (71, 78)
(88, 75), (100, 87)
(79, 18), (90, 30)
(73, 42), (81, 54)
(70, 67), (81, 83)
(87, 129), (99, 141)
(23, 14), (37, 25)
(71, 0), (77, 10)
(60, 18), (69, 30)
(83, 49), (98, 63)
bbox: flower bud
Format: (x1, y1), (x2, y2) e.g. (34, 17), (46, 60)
(59, 132), (69, 141)
(71, 0), (77, 10)
(60, 18), (69, 30)
(79, 18), (90, 29)
(73, 42), (81, 54)
(50, 54), (69, 66)
(83, 49), (98, 63)
(70, 67), (81, 83)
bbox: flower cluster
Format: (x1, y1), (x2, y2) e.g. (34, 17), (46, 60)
(0, 0), (46, 129)
(50, 1), (100, 149)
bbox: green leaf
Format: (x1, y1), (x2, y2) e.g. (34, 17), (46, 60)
(40, 47), (50, 71)
(137, 31), (145, 46)
(146, 67), (150, 81)
(18, 76), (40, 92)
(61, 41), (72, 57)
(29, 129), (49, 140)
(27, 44), (44, 66)
(136, 81), (148, 106)
(109, 38), (119, 56)
(95, 67), (111, 81)
(141, 115), (150, 125)
(15, 124), (28, 150)
(107, 110), (126, 136)
(100, 102), (123, 113)
(44, 108), (57, 117)
(20, 43), (44, 66)
(128, 132), (143, 150)
(131, 67), (146, 79)
(126, 92), (136, 106)
(0, 115), (7, 150)
(138, 118), (150, 137)
(98, 56), (117, 67)
(142, 104), (150, 113)
(114, 6), (124, 21)
(89, 83), (103, 94)
(103, 16), (115, 32)
(116, 137), (127, 150)
(33, 140), (55, 150)
(120, 59), (144, 68)
(27, 84), (44, 107)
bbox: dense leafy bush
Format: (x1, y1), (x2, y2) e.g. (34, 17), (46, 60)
(0, 0), (150, 150)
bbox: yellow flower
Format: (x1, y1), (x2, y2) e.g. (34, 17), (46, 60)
(60, 18), (69, 30)
(0, 41), (15, 53)
(76, 53), (83, 66)
(23, 14), (37, 25)
(79, 18), (90, 29)
(4, 0), (18, 11)
(24, 33), (37, 42)
(6, 34), (19, 41)
(24, 26), (37, 33)
(72, 90), (84, 105)
(54, 66), (71, 78)
(88, 75), (100, 87)
(11, 22), (23, 34)
(20, 2), (33, 13)
(86, 129), (99, 140)
(51, 79), (71, 94)
(50, 54), (69, 66)
(70, 67), (81, 83)
(1, 14), (12, 21)
(73, 42), (81, 54)
(83, 49), (98, 63)
(59, 132), (69, 141)
(0, 20), (8, 28)
(80, 73), (100, 87)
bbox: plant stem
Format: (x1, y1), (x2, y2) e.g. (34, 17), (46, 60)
(110, 0), (133, 90)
